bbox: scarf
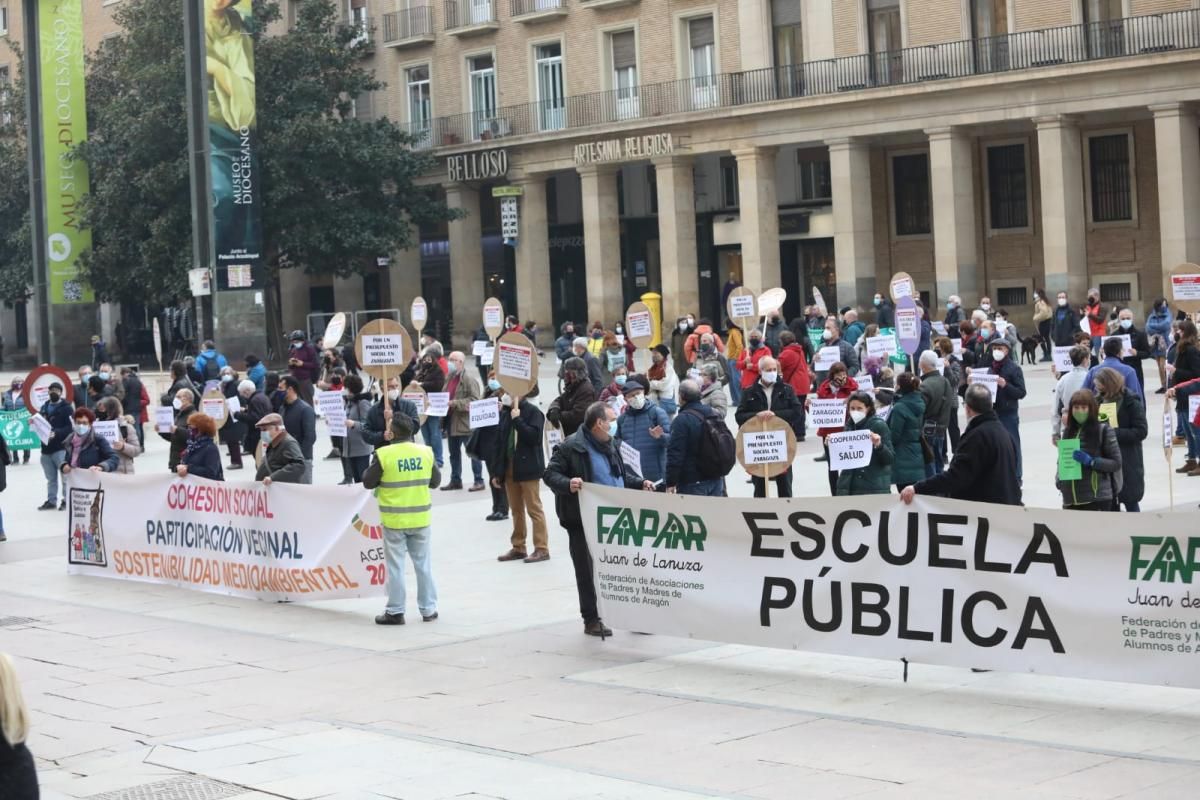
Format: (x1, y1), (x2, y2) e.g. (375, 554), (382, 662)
(183, 427), (210, 461)
(70, 431), (92, 467)
(648, 360), (666, 381)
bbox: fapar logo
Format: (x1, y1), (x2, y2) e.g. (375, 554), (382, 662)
(596, 507), (706, 550)
(1129, 536), (1199, 583)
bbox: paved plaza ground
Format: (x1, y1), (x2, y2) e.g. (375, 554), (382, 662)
(1, 358), (1198, 799)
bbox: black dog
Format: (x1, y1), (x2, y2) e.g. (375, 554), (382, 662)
(1021, 334), (1042, 365)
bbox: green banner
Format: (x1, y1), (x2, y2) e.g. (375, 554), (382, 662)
(1, 409), (41, 451)
(37, 0), (93, 304)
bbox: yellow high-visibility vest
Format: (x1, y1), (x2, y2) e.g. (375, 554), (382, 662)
(375, 441), (434, 529)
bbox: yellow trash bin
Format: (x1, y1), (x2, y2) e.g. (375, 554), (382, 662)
(641, 292), (663, 348)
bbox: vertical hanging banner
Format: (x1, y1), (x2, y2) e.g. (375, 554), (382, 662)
(202, 0), (263, 290)
(37, 0), (93, 304)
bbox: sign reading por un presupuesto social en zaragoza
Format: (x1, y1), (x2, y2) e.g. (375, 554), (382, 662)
(38, 0), (93, 304)
(201, 0), (263, 290)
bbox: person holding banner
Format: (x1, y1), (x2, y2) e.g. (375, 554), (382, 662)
(809, 363), (859, 483)
(94, 398), (141, 474)
(176, 414), (225, 482)
(835, 392), (894, 496)
(968, 336), (1027, 482)
(362, 377), (421, 453)
(1092, 368), (1146, 511)
(415, 351), (446, 471)
(59, 408), (118, 476)
(1052, 346), (1092, 444)
(280, 377), (317, 484)
(544, 402), (655, 638)
(548, 358), (596, 437)
(1082, 336), (1143, 401)
(735, 356), (802, 498)
(887, 374), (927, 492)
(36, 382), (74, 511)
(491, 390), (550, 564)
(254, 414), (307, 485)
(340, 375), (375, 485)
(1056, 390), (1122, 511)
(476, 375), (510, 521)
(616, 378), (670, 486)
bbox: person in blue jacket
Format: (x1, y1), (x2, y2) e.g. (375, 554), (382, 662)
(193, 341), (228, 383)
(1146, 298), (1172, 394)
(615, 376), (671, 486)
(59, 407), (119, 476)
(244, 354), (267, 393)
(37, 381), (75, 510)
(176, 413), (225, 481)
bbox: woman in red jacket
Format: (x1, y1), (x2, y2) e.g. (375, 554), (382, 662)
(808, 362), (859, 494)
(777, 330), (811, 441)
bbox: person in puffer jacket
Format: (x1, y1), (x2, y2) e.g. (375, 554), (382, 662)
(1056, 389), (1122, 511)
(615, 377), (671, 485)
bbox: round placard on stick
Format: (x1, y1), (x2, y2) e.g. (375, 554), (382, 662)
(894, 295), (921, 357)
(889, 271), (915, 302)
(355, 319), (413, 382)
(152, 318), (163, 372)
(322, 312), (347, 350)
(812, 286), (828, 318)
(494, 331), (539, 398)
(483, 297), (505, 341)
(410, 297), (428, 333)
(21, 364), (73, 412)
(1169, 263), (1200, 315)
(736, 415), (796, 480)
(726, 286), (758, 330)
(757, 287), (787, 317)
(624, 301), (655, 350)
(402, 382), (428, 426)
(199, 389), (230, 430)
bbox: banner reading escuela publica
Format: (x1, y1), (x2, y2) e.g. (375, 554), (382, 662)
(580, 486), (1200, 689)
(66, 472), (387, 602)
(201, 0), (264, 290)
(37, 0), (94, 304)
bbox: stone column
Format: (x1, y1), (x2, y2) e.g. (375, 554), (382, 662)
(578, 164), (624, 326)
(1035, 115), (1088, 301)
(445, 184), (484, 348)
(1151, 103), (1200, 289)
(926, 127), (979, 307)
(734, 146), (780, 293)
(654, 155), (699, 325)
(828, 138), (876, 311)
(512, 175), (553, 347)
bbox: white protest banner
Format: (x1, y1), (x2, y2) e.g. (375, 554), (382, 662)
(1101, 334), (1134, 357)
(472, 340), (489, 357)
(361, 334), (406, 366)
(580, 486), (1200, 689)
(814, 347), (840, 372)
(480, 346), (495, 366)
(316, 391), (347, 437)
(809, 399), (847, 429)
(854, 375), (875, 394)
(154, 407), (175, 434)
(201, 398), (227, 420)
(826, 429), (872, 471)
(226, 396), (242, 415)
(741, 429), (789, 465)
(29, 412), (53, 444)
(497, 340), (533, 381)
(426, 392), (450, 418)
(969, 372), (999, 401)
(866, 335), (897, 359)
(93, 420), (120, 447)
(626, 310), (653, 341)
(65, 472), (386, 602)
(619, 441), (643, 477)
(469, 398), (500, 429)
(1052, 346), (1074, 373)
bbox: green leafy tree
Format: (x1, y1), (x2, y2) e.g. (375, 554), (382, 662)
(0, 51), (32, 305)
(79, 0), (456, 311)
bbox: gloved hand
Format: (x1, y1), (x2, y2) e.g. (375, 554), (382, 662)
(1072, 449), (1094, 467)
(546, 406), (560, 425)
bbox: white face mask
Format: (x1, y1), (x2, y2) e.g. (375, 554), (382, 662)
(1058, 298), (1068, 307)
(849, 410), (867, 424)
(679, 322), (689, 332)
(500, 394), (513, 407)
(172, 398), (183, 410)
(981, 303), (991, 311)
(761, 371), (778, 385)
(992, 348), (1006, 361)
(822, 330), (834, 341)
(387, 389), (400, 401)
(628, 394), (646, 410)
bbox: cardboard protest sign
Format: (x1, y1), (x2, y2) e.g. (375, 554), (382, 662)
(495, 331), (538, 397)
(1170, 263), (1200, 314)
(410, 297), (428, 333)
(735, 415), (795, 480)
(322, 312), (347, 349)
(889, 271), (915, 301)
(200, 390), (230, 429)
(726, 286), (758, 330)
(355, 319), (413, 382)
(483, 297), (505, 340)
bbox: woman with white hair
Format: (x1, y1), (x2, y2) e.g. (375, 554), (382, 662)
(0, 653), (37, 797)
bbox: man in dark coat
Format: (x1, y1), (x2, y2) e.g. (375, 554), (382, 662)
(1050, 291), (1081, 347)
(974, 336), (1027, 482)
(490, 390), (549, 563)
(254, 413), (308, 484)
(547, 358), (596, 436)
(37, 381), (75, 510)
(873, 292), (895, 328)
(279, 376), (317, 484)
(120, 367), (146, 446)
(665, 380), (726, 496)
(160, 388), (196, 472)
(543, 402), (653, 638)
(735, 355), (802, 498)
(361, 376), (421, 451)
(900, 384), (1022, 506)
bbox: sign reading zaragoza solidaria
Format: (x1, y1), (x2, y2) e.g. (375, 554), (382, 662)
(580, 486), (1200, 689)
(201, 0), (264, 290)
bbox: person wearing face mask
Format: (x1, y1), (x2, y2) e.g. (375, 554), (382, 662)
(74, 365), (93, 410)
(285, 330), (320, 404)
(475, 373), (510, 521)
(254, 414), (307, 485)
(441, 351), (485, 492)
(415, 350), (447, 471)
(758, 312), (787, 354)
(776, 331), (810, 441)
(160, 360), (199, 408)
(547, 358), (597, 437)
(59, 407), (118, 477)
(568, 337), (606, 393)
(900, 384), (1022, 506)
(670, 316), (695, 380)
(175, 413), (224, 481)
(599, 365), (630, 406)
(279, 376), (317, 483)
(737, 330), (773, 392)
(1050, 291), (1081, 348)
(1082, 336), (1143, 402)
(617, 376), (671, 486)
(684, 319), (725, 365)
(1082, 288), (1107, 355)
(490, 388), (549, 564)
(873, 293), (895, 328)
(971, 320), (997, 365)
(691, 333), (728, 388)
(96, 362), (124, 402)
(585, 322), (607, 359)
(1092, 368), (1146, 511)
(808, 362), (859, 485)
(698, 363), (729, 415)
(1109, 308), (1150, 401)
(944, 295), (964, 330)
(555, 322), (577, 364)
(611, 321), (635, 368)
(37, 381), (75, 511)
(977, 296), (996, 321)
(233, 378), (272, 460)
(735, 356), (802, 498)
(646, 344), (679, 417)
(362, 376), (421, 452)
(161, 388), (196, 472)
(119, 366), (145, 447)
(815, 319), (859, 383)
(887, 373), (927, 493)
(966, 336), (1026, 482)
(835, 392), (894, 496)
(95, 397), (142, 475)
(216, 367), (246, 470)
(1052, 346), (1092, 445)
(339, 374), (375, 485)
(1146, 298), (1172, 393)
(194, 340), (229, 384)
(599, 332), (629, 386)
(544, 402), (655, 638)
(1055, 390), (1122, 511)
(244, 354), (267, 393)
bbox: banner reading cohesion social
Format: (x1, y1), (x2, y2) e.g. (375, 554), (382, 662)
(579, 486), (1200, 689)
(66, 472), (387, 602)
(202, 0), (264, 290)
(38, 0), (93, 304)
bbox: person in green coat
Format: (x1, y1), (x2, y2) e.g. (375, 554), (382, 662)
(888, 373), (927, 491)
(836, 392), (894, 495)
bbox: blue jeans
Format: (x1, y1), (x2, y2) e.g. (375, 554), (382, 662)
(727, 359), (742, 404)
(677, 477), (725, 496)
(384, 525), (437, 616)
(40, 450), (66, 504)
(1186, 419), (1200, 460)
(925, 434), (946, 477)
(448, 434), (482, 484)
(420, 417), (444, 467)
(997, 411), (1022, 482)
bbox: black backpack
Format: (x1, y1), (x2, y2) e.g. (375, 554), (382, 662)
(685, 408), (736, 479)
(201, 354), (221, 381)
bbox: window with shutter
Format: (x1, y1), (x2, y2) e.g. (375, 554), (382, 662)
(1088, 133), (1133, 223)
